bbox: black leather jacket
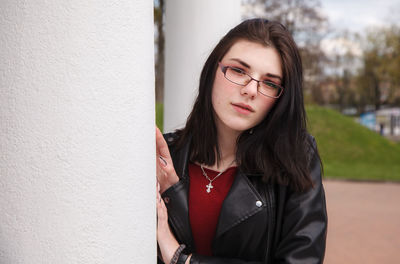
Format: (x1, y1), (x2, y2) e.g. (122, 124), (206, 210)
(160, 133), (327, 264)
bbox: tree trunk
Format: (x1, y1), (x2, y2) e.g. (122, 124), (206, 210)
(373, 75), (381, 110)
(155, 0), (165, 103)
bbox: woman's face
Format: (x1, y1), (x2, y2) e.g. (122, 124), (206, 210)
(212, 39), (283, 135)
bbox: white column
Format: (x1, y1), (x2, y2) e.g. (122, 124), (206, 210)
(164, 0), (242, 132)
(0, 1), (155, 263)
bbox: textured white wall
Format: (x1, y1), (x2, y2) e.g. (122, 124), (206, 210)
(0, 1), (155, 263)
(163, 0), (242, 132)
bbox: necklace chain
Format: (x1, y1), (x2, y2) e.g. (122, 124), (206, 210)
(200, 160), (235, 193)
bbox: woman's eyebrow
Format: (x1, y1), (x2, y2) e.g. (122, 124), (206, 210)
(228, 58), (251, 69)
(228, 58), (283, 81)
(266, 73), (282, 81)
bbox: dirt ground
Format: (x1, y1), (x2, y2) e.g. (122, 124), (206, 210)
(323, 180), (400, 264)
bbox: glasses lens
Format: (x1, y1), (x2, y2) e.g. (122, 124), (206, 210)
(225, 67), (250, 85)
(259, 81), (282, 98)
(222, 65), (283, 98)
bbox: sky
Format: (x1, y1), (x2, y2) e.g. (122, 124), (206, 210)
(319, 0), (400, 58)
(320, 0), (400, 33)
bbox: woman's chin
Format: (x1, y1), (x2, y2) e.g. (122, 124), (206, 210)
(223, 123), (255, 134)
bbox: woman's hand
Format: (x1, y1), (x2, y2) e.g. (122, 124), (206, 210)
(156, 128), (192, 264)
(157, 181), (180, 263)
(156, 127), (179, 193)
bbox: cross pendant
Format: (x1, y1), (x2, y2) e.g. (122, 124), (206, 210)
(206, 182), (213, 193)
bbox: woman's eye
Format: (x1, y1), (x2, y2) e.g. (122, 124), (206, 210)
(263, 80), (278, 89)
(230, 67), (245, 75)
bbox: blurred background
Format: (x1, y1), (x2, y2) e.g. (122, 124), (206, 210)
(154, 0), (400, 263)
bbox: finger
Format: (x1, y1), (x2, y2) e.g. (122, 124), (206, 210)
(157, 155), (172, 175)
(155, 127), (162, 156)
(156, 195), (168, 224)
(156, 181), (162, 203)
(158, 199), (167, 217)
(156, 127), (172, 160)
(159, 156), (167, 167)
(156, 161), (167, 183)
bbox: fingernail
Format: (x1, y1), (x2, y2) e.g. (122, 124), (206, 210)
(159, 156), (167, 167)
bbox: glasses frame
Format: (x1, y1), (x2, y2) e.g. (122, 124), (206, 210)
(218, 62), (284, 99)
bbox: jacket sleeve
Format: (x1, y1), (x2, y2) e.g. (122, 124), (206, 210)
(273, 137), (328, 264)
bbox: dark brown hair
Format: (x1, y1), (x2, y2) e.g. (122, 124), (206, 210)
(175, 19), (320, 192)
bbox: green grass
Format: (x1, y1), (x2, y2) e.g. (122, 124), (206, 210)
(156, 102), (164, 132)
(307, 105), (400, 181)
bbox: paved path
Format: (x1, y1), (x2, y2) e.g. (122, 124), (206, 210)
(323, 180), (400, 264)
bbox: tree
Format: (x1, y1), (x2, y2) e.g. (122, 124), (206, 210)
(322, 30), (361, 110)
(154, 0), (165, 103)
(242, 0), (329, 103)
(356, 26), (400, 110)
(243, 0), (327, 43)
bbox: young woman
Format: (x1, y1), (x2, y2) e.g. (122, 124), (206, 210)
(156, 19), (327, 264)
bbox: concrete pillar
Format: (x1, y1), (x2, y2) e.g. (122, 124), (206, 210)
(164, 0), (242, 132)
(0, 1), (155, 263)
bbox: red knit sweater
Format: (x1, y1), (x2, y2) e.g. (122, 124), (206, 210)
(188, 162), (237, 256)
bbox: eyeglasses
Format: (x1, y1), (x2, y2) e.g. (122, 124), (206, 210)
(218, 62), (284, 99)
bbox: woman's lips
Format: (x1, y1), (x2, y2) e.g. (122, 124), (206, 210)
(232, 103), (254, 115)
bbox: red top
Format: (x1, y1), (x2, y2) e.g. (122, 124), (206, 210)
(188, 162), (237, 256)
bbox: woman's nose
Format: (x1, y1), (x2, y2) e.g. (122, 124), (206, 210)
(240, 79), (258, 98)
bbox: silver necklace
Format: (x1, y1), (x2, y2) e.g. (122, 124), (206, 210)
(200, 160), (235, 193)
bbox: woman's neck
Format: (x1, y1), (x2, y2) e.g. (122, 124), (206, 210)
(217, 132), (237, 161)
(210, 125), (240, 171)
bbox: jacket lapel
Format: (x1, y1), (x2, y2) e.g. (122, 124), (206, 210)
(215, 170), (266, 238)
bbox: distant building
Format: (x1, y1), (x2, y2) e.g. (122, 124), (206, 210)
(376, 108), (400, 136)
(360, 108), (400, 137)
